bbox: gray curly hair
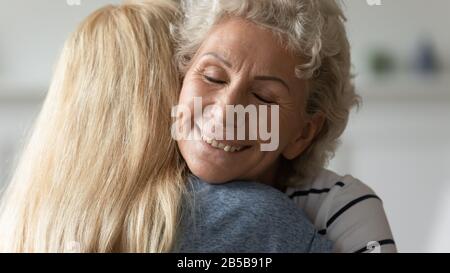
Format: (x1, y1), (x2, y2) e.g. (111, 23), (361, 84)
(174, 0), (360, 185)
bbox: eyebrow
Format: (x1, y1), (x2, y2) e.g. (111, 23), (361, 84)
(202, 52), (291, 93)
(202, 52), (233, 68)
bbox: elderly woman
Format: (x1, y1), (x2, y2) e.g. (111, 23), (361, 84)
(174, 0), (396, 253)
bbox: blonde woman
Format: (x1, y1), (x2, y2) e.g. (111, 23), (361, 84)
(174, 0), (397, 253)
(0, 0), (331, 253)
(0, 0), (188, 252)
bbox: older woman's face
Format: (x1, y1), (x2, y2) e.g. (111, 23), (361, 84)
(177, 17), (321, 184)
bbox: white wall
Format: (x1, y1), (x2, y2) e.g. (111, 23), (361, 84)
(0, 0), (121, 94)
(328, 0), (450, 252)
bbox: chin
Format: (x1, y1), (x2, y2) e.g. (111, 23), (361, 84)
(188, 165), (237, 184)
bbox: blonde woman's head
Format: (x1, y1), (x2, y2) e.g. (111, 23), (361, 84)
(0, 0), (186, 252)
(175, 0), (359, 185)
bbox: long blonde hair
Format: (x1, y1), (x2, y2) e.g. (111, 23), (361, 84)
(0, 0), (187, 252)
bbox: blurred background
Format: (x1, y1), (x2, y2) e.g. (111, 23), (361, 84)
(0, 0), (449, 252)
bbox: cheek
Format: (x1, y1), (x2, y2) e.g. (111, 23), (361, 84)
(178, 83), (194, 105)
(278, 109), (304, 145)
(179, 76), (209, 103)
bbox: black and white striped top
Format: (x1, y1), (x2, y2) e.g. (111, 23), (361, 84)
(285, 169), (397, 253)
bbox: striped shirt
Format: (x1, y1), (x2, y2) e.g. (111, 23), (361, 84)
(285, 169), (397, 253)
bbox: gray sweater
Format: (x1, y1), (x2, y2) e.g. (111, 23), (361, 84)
(173, 175), (333, 253)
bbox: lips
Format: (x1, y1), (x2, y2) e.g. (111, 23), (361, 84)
(201, 135), (247, 152)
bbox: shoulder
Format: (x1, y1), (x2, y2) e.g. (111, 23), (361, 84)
(189, 175), (295, 210)
(182, 175), (333, 252)
(285, 169), (375, 222)
(286, 169), (397, 253)
(189, 175), (315, 228)
(286, 168), (374, 197)
(285, 169), (379, 218)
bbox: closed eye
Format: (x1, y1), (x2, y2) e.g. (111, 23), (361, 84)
(203, 75), (227, 85)
(252, 92), (274, 104)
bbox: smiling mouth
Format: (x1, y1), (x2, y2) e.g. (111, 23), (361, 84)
(201, 135), (250, 153)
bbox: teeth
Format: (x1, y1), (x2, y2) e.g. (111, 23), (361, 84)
(202, 136), (244, 153)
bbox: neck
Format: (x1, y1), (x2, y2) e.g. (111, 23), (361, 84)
(257, 158), (287, 193)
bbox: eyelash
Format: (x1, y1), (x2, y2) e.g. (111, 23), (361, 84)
(202, 74), (274, 104)
(203, 75), (227, 85)
(252, 93), (274, 104)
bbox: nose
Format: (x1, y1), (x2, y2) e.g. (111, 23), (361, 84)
(204, 82), (250, 138)
(216, 81), (250, 126)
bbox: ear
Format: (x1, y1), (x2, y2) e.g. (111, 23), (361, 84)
(282, 112), (325, 160)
